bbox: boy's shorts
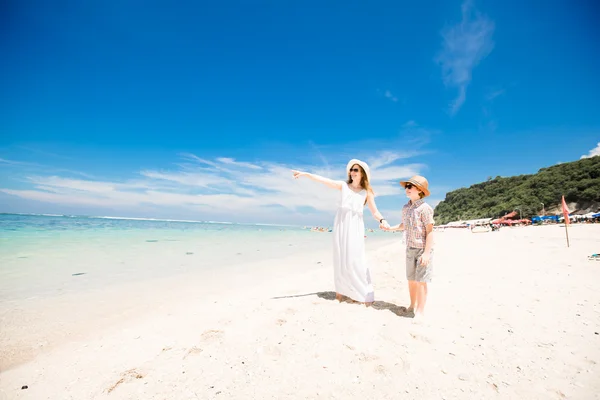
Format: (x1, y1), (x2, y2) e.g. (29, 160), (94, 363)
(406, 247), (433, 282)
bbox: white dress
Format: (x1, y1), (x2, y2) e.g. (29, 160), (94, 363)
(332, 182), (374, 303)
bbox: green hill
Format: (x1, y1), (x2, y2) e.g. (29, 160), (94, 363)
(434, 156), (600, 225)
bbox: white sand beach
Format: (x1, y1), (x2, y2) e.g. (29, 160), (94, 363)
(1, 225), (600, 399)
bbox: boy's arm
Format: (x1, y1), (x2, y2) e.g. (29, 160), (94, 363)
(386, 223), (404, 231)
(423, 224), (434, 253)
(419, 205), (435, 264)
(419, 223), (434, 265)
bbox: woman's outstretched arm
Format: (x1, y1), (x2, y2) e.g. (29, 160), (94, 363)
(292, 170), (343, 190)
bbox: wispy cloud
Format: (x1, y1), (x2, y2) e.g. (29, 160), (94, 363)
(368, 151), (414, 170)
(384, 90), (398, 102)
(581, 142), (600, 159)
(436, 0), (495, 115)
(216, 157), (262, 170)
(485, 88), (505, 101)
(139, 170), (231, 189)
(377, 89), (400, 103)
(0, 157), (35, 166)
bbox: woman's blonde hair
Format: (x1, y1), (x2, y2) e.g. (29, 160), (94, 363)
(346, 164), (373, 205)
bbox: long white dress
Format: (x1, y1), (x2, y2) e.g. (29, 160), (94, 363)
(332, 182), (374, 303)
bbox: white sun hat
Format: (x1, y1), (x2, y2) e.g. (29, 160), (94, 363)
(346, 159), (371, 181)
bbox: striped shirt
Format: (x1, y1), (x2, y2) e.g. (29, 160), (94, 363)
(402, 199), (435, 248)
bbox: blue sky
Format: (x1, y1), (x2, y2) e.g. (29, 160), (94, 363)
(1, 0), (599, 226)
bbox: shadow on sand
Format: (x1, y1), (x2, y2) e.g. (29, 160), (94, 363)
(272, 291), (414, 318)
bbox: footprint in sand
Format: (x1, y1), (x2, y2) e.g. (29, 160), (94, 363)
(276, 318), (287, 326)
(374, 364), (387, 375)
(183, 346), (204, 359)
(200, 329), (224, 342)
(409, 331), (431, 343)
(105, 369), (145, 394)
(285, 308), (297, 315)
(395, 357), (409, 371)
(358, 353), (379, 362)
(552, 389), (567, 399)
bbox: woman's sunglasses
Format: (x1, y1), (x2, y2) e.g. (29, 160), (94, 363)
(349, 168), (361, 173)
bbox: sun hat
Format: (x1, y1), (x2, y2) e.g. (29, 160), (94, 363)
(399, 175), (430, 197)
(346, 159), (371, 181)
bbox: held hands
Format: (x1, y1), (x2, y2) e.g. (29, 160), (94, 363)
(379, 220), (391, 230)
(292, 170), (308, 179)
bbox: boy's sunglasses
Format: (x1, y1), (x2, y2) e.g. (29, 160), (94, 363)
(349, 168), (360, 173)
(404, 183), (414, 189)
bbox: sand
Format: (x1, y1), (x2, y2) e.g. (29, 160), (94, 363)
(1, 225), (599, 399)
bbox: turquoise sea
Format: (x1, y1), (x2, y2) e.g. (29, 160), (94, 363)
(0, 213), (391, 301)
(0, 212), (306, 240)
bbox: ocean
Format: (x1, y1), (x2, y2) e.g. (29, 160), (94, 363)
(0, 213), (392, 301)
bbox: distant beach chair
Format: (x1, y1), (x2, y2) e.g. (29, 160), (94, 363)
(471, 225), (491, 233)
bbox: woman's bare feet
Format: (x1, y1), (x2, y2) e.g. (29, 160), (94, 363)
(335, 293), (344, 302)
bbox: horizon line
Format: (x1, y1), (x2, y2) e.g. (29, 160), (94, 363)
(0, 212), (303, 228)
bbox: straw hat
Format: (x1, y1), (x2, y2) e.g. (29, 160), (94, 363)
(399, 175), (430, 197)
(346, 159), (371, 181)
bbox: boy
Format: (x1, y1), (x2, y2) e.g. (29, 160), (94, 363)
(381, 175), (435, 317)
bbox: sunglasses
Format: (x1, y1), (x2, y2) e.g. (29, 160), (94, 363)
(404, 183), (414, 189)
(349, 168), (361, 173)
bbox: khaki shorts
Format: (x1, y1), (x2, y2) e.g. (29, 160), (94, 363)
(406, 247), (433, 283)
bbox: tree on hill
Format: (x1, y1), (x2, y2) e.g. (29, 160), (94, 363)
(434, 156), (600, 225)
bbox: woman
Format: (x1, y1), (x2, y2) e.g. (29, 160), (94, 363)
(292, 159), (390, 306)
